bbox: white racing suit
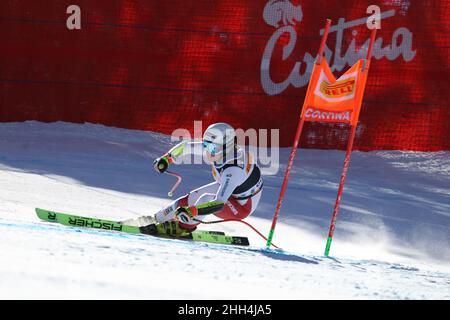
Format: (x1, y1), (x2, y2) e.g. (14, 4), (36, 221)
(155, 141), (263, 230)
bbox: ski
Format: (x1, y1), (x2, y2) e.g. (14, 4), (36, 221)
(35, 208), (249, 246)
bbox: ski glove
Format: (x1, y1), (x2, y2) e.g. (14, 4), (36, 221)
(153, 155), (172, 173)
(175, 206), (198, 223)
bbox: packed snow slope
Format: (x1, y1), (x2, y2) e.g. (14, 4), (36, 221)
(0, 121), (449, 299)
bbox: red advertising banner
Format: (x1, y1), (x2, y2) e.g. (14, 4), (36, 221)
(0, 1), (448, 151)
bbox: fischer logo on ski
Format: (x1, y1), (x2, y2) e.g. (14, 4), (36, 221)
(35, 208), (250, 246)
(67, 217), (123, 231)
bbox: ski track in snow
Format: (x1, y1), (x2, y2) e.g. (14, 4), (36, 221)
(0, 121), (449, 299)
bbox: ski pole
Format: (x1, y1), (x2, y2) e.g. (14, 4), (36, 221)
(165, 171), (182, 197)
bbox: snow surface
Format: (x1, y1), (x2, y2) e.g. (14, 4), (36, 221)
(0, 121), (449, 299)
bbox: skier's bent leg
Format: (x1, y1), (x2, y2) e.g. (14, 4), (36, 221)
(152, 182), (220, 233)
(214, 192), (262, 220)
(154, 190), (218, 235)
(154, 194), (189, 223)
(175, 192), (217, 230)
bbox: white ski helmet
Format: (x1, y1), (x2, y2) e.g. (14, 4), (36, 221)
(202, 122), (236, 156)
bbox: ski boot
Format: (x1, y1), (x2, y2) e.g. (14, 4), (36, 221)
(154, 220), (196, 237)
(136, 219), (196, 237)
(120, 214), (157, 227)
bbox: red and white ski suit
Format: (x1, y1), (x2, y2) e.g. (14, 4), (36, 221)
(155, 143), (263, 229)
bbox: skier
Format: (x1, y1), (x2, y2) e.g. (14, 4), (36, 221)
(123, 122), (263, 236)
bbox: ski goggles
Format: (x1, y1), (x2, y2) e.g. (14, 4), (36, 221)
(202, 140), (220, 156)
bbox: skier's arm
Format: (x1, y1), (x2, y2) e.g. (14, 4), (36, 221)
(154, 140), (200, 173)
